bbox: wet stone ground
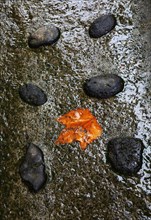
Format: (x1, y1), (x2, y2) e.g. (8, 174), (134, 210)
(0, 0), (151, 219)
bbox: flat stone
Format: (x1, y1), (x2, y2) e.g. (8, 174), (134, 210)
(83, 74), (124, 99)
(19, 83), (47, 106)
(28, 25), (60, 48)
(107, 137), (144, 175)
(19, 143), (47, 192)
(89, 14), (116, 38)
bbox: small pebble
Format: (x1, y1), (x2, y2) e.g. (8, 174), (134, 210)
(107, 137), (144, 175)
(89, 14), (116, 38)
(19, 83), (47, 106)
(28, 25), (60, 48)
(19, 143), (47, 192)
(83, 74), (124, 99)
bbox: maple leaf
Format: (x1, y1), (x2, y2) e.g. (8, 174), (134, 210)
(55, 108), (103, 150)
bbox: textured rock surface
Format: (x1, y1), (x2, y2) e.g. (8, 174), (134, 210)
(83, 74), (124, 99)
(1, 0), (151, 219)
(19, 143), (47, 192)
(89, 14), (116, 38)
(19, 83), (47, 106)
(107, 137), (144, 175)
(28, 25), (60, 48)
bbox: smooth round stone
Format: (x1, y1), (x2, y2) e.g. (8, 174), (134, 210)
(83, 74), (124, 99)
(89, 14), (116, 38)
(28, 25), (60, 48)
(107, 137), (144, 175)
(19, 83), (47, 106)
(19, 143), (47, 192)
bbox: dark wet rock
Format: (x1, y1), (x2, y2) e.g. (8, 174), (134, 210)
(107, 137), (144, 175)
(19, 83), (47, 106)
(89, 14), (116, 38)
(83, 74), (124, 99)
(19, 143), (47, 192)
(28, 25), (60, 48)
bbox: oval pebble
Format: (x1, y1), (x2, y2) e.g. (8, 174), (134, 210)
(19, 83), (47, 106)
(89, 14), (116, 38)
(107, 137), (144, 175)
(83, 74), (124, 99)
(19, 143), (47, 192)
(28, 25), (60, 48)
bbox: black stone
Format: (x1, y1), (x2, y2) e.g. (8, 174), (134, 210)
(89, 14), (116, 38)
(83, 74), (124, 99)
(19, 143), (47, 192)
(28, 25), (60, 48)
(19, 83), (47, 106)
(107, 137), (144, 175)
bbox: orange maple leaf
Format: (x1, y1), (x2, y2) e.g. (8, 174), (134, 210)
(55, 108), (103, 150)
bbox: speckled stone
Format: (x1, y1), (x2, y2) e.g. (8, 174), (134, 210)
(19, 143), (47, 192)
(28, 25), (60, 48)
(83, 74), (124, 99)
(107, 137), (144, 175)
(19, 83), (47, 106)
(89, 14), (116, 38)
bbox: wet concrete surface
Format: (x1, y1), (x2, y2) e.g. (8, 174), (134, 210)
(0, 0), (151, 219)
